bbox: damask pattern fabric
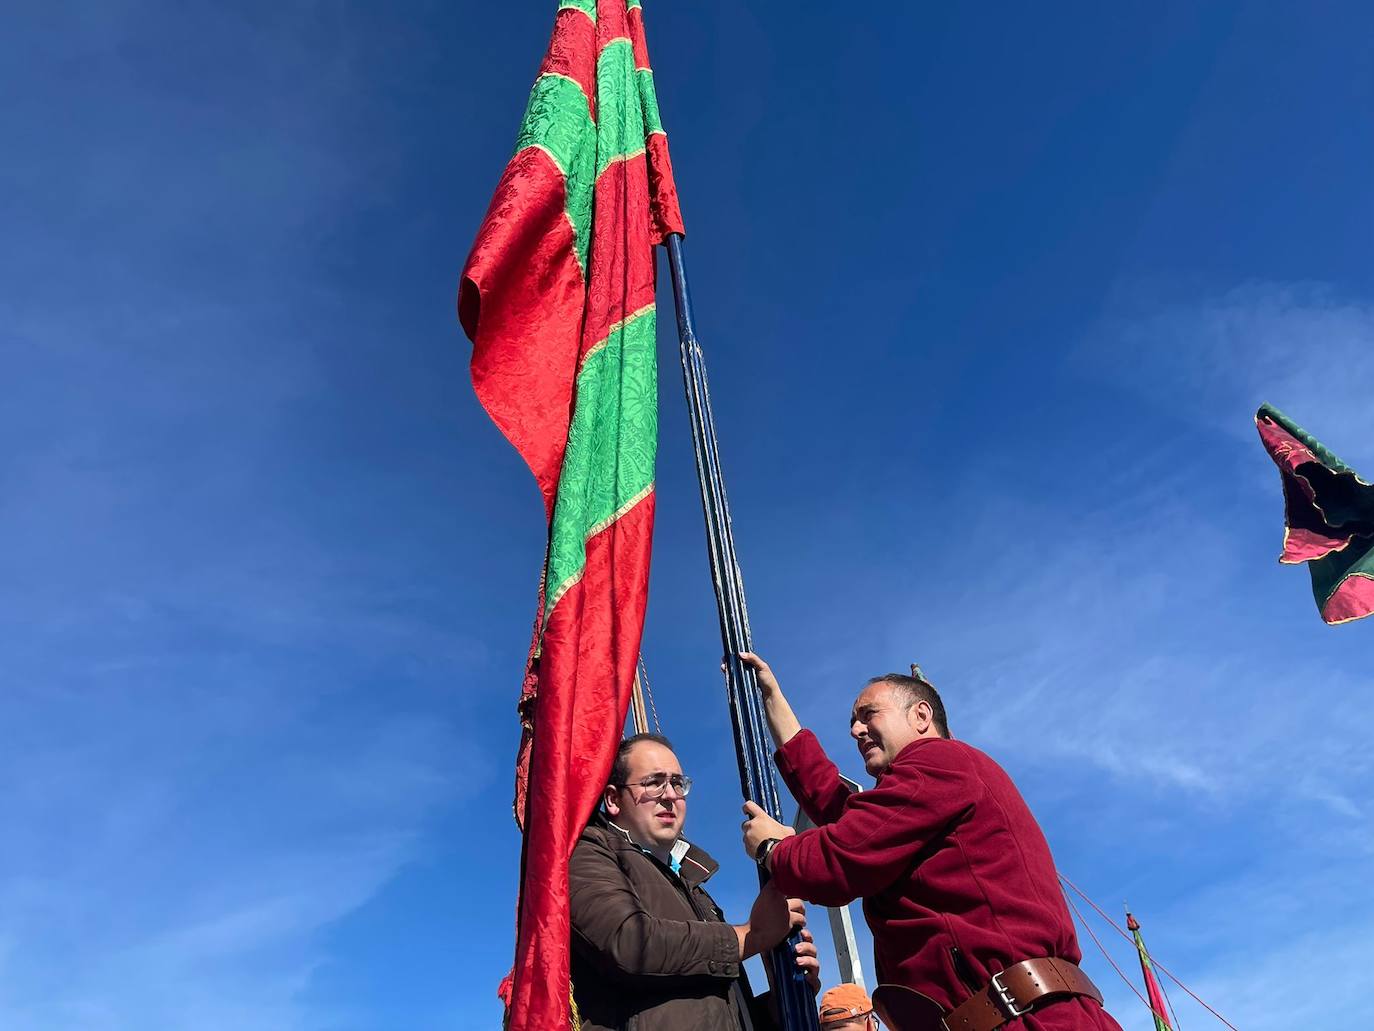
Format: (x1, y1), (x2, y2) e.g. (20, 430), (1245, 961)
(458, 1), (684, 1028)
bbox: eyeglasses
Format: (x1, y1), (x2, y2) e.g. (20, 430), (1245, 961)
(615, 773), (693, 799)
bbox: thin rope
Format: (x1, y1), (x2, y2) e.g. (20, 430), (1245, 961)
(638, 654), (661, 733)
(1061, 886), (1151, 1012)
(1159, 965), (1184, 1031)
(1059, 874), (1240, 1031)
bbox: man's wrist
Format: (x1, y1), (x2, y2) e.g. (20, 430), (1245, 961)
(755, 837), (782, 871)
(733, 923), (760, 959)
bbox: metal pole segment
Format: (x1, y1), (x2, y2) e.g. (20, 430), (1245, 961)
(664, 234), (820, 1031)
(676, 262), (768, 800)
(692, 357), (778, 814)
(630, 669), (649, 736)
(675, 268), (758, 793)
(691, 362), (777, 811)
(676, 291), (777, 812)
(679, 271), (803, 1022)
(677, 325), (757, 796)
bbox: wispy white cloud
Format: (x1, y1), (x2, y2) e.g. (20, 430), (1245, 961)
(996, 283), (1374, 1026)
(771, 280), (1374, 1027)
(0, 572), (487, 1031)
(889, 280), (1374, 801)
(1084, 280), (1374, 459)
(0, 242), (488, 1030)
(1114, 863), (1374, 1031)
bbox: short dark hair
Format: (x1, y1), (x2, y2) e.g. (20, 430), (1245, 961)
(610, 733), (675, 787)
(867, 674), (950, 738)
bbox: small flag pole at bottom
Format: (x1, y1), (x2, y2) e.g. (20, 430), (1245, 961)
(1127, 908), (1176, 1031)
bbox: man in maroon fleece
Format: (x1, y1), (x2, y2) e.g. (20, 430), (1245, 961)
(737, 653), (1121, 1031)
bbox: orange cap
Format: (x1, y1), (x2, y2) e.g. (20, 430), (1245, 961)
(818, 983), (874, 1026)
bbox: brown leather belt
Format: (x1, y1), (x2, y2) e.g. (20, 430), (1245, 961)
(943, 957), (1104, 1031)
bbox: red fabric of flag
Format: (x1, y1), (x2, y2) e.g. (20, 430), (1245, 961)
(459, 2), (683, 1027)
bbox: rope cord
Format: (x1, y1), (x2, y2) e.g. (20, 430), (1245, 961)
(1159, 965), (1184, 1031)
(637, 654), (661, 733)
(1061, 886), (1152, 1012)
(1059, 874), (1240, 1031)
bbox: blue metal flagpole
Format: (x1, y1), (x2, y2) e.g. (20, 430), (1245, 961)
(663, 233), (820, 1031)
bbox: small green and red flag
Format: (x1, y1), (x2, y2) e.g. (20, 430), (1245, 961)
(1255, 403), (1374, 625)
(458, 0), (683, 1027)
(1126, 911), (1173, 1031)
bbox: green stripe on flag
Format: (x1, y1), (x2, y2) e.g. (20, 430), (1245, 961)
(636, 69), (664, 136)
(544, 308), (658, 616)
(514, 73), (596, 270)
(627, 0), (642, 9)
(595, 39), (646, 178)
(559, 0), (597, 20)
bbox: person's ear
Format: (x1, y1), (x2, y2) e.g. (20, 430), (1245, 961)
(603, 785), (621, 817)
(912, 699), (934, 734)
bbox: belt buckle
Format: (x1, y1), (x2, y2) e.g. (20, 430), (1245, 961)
(990, 971), (1029, 1020)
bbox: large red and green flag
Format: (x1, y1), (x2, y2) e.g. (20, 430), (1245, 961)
(458, 0), (683, 1027)
(1255, 404), (1374, 625)
(1126, 911), (1173, 1031)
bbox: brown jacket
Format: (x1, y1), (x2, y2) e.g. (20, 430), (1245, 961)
(569, 815), (772, 1031)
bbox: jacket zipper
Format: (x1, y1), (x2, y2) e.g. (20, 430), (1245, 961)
(950, 946), (982, 994)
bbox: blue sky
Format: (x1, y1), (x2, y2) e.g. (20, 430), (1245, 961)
(4, 2), (1373, 1029)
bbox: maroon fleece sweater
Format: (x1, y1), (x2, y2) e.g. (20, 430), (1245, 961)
(769, 730), (1121, 1031)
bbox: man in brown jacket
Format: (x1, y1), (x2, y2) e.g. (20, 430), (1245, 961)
(570, 733), (820, 1031)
